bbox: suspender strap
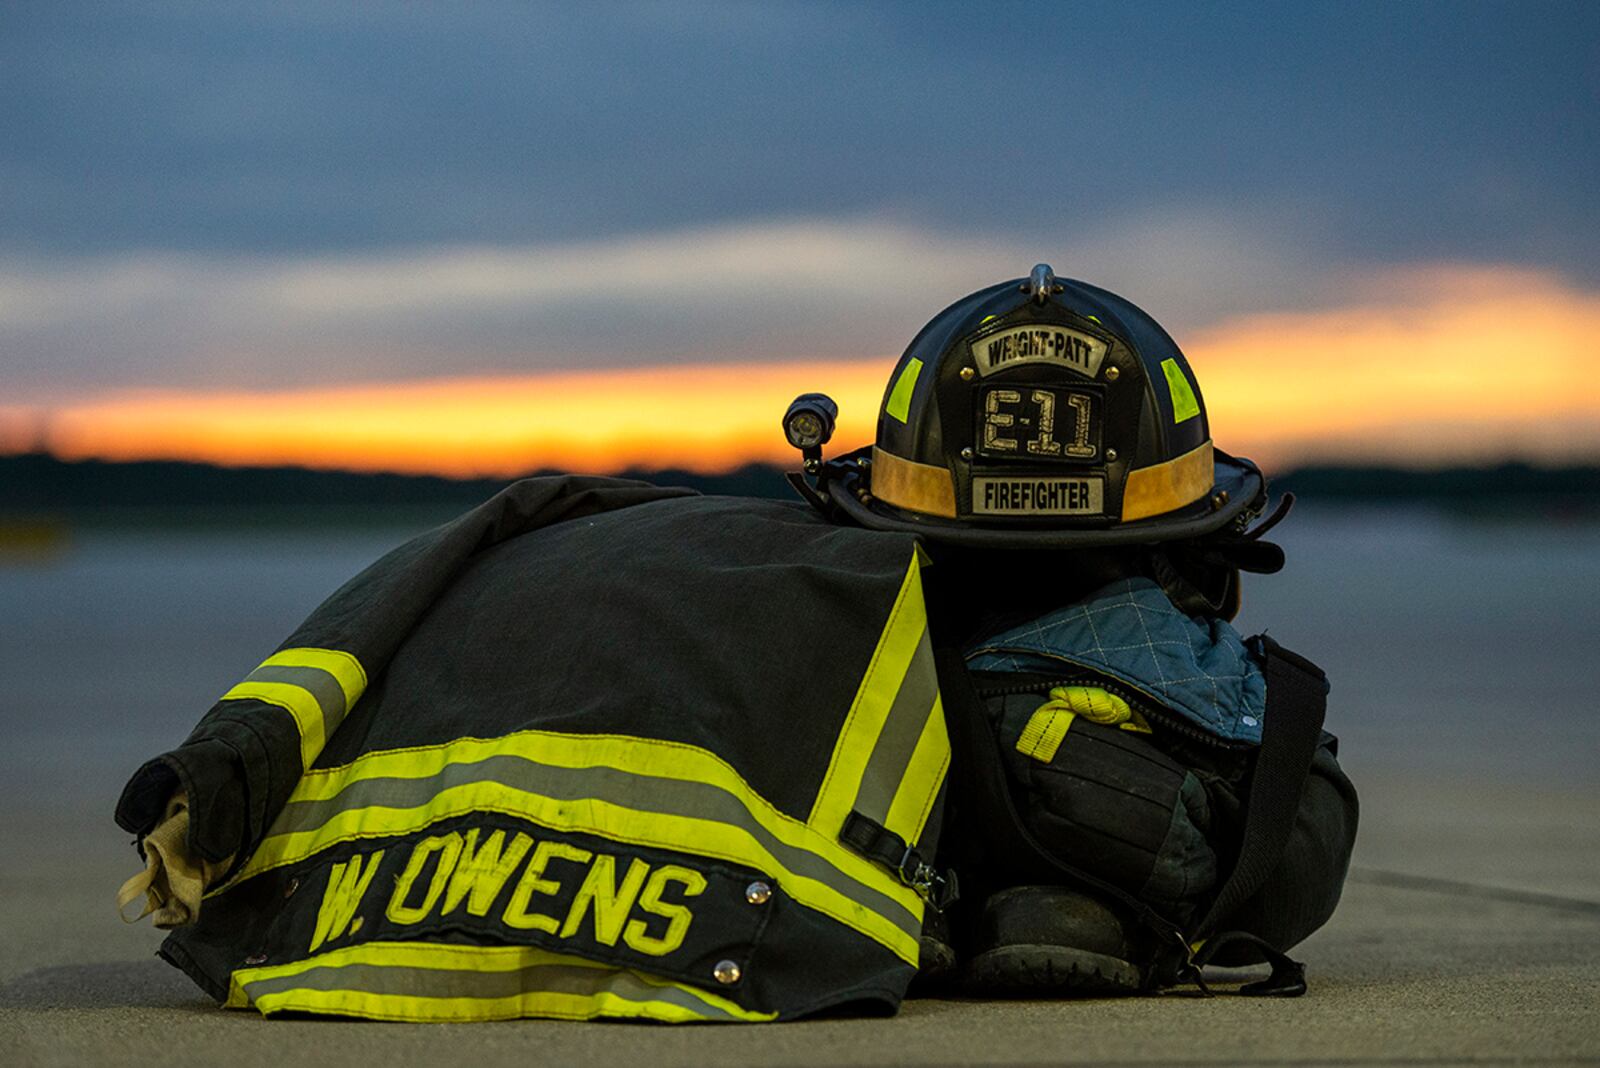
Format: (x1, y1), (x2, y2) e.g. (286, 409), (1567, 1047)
(1194, 634), (1329, 941)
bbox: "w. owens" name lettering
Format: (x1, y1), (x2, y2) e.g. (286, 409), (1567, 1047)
(309, 829), (705, 959)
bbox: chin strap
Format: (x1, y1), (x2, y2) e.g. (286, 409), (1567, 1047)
(1244, 492), (1296, 541)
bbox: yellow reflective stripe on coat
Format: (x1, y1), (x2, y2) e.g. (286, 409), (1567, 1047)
(879, 692), (949, 845)
(225, 728), (925, 965)
(809, 551), (938, 841)
(225, 941), (775, 1023)
(220, 648), (368, 768)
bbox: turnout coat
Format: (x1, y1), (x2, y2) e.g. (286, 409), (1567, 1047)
(116, 477), (950, 1023)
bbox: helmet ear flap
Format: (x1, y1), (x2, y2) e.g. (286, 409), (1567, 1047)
(1147, 548), (1231, 618)
(1148, 504), (1294, 620)
(1147, 541), (1257, 621)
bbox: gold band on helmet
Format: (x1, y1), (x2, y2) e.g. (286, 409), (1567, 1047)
(870, 439), (1216, 523)
(1119, 440), (1215, 521)
(870, 447), (958, 518)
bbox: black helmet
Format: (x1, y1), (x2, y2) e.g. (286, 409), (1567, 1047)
(785, 265), (1269, 548)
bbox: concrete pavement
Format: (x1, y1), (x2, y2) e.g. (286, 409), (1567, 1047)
(3, 767), (1597, 1067)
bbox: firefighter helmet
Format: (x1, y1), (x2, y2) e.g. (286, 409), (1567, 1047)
(806, 265), (1267, 547)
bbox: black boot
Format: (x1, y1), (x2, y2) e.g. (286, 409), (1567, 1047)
(966, 885), (1147, 995)
(908, 903), (960, 993)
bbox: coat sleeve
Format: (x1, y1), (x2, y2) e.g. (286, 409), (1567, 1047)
(114, 475), (697, 875)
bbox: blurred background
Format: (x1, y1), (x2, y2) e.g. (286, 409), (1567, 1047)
(4, 1), (1599, 475)
(2, 0), (1597, 969)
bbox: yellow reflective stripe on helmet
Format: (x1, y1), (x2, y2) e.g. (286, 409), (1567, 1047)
(808, 550), (933, 840)
(1120, 439), (1215, 522)
(224, 729), (924, 965)
(884, 357), (924, 425)
(875, 437), (1215, 523)
(1160, 357), (1202, 424)
(226, 941), (774, 1023)
(220, 648), (368, 769)
(870, 446), (958, 518)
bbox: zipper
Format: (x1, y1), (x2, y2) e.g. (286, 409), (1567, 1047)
(973, 670), (1247, 750)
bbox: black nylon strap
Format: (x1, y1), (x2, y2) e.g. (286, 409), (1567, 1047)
(839, 810), (913, 872)
(840, 810), (958, 910)
(1192, 930), (1308, 997)
(1194, 634), (1329, 941)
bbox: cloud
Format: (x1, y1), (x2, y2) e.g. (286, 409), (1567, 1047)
(0, 212), (1350, 402)
(1192, 263), (1600, 465)
(20, 258), (1600, 475)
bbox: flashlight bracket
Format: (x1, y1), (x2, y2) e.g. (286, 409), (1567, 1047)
(784, 470), (829, 513)
(787, 447), (872, 522)
(782, 392), (848, 518)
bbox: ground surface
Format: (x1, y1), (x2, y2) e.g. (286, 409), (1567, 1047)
(4, 514), (1598, 1065)
(4, 768), (1596, 1067)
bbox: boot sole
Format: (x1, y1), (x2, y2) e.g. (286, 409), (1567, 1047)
(907, 935), (960, 994)
(966, 944), (1144, 996)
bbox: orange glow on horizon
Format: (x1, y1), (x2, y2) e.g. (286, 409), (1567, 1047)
(35, 360), (894, 478)
(14, 264), (1600, 477)
(1192, 265), (1600, 465)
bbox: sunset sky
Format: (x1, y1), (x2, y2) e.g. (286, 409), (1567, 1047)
(3, 3), (1596, 476)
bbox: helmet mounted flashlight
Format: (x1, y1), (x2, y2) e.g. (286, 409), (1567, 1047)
(780, 392), (840, 510)
(783, 393), (838, 459)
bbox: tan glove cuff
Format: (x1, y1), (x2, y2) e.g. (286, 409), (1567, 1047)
(116, 791), (234, 929)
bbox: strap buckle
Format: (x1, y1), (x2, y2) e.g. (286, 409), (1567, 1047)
(839, 810), (960, 911)
(898, 846), (960, 911)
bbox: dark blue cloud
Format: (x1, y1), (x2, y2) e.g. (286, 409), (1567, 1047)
(3, 0), (1596, 276)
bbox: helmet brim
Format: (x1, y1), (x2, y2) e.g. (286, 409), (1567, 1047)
(827, 449), (1266, 548)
